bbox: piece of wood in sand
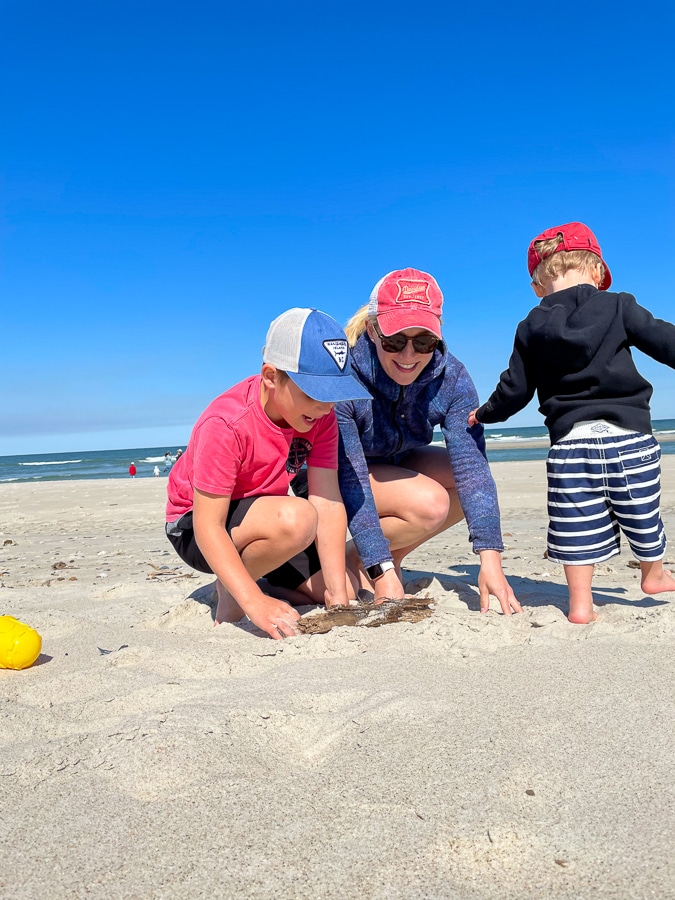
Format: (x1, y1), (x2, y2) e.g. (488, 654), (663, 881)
(296, 597), (433, 635)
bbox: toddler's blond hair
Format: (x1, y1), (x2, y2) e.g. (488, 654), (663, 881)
(530, 235), (607, 287)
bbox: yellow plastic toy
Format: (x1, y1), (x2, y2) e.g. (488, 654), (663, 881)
(0, 616), (42, 670)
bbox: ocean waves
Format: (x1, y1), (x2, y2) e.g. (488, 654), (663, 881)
(3, 422), (675, 482)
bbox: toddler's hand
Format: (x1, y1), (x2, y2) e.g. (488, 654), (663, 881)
(468, 408), (479, 427)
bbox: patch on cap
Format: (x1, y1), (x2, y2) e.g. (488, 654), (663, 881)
(395, 279), (432, 306)
(323, 339), (348, 371)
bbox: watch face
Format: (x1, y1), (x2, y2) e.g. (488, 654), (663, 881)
(366, 564), (384, 580)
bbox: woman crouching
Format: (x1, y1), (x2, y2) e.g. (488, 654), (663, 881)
(336, 268), (521, 615)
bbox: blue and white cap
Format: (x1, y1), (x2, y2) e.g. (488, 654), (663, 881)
(263, 308), (371, 403)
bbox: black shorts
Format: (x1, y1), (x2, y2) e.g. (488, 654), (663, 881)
(165, 494), (321, 591)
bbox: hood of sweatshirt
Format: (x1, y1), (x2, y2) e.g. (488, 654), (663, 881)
(528, 283), (618, 374)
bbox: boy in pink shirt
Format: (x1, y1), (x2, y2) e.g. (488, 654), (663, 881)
(166, 308), (371, 640)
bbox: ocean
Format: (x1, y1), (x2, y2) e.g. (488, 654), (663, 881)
(3, 420), (675, 484)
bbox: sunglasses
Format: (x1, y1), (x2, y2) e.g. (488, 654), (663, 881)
(372, 321), (441, 354)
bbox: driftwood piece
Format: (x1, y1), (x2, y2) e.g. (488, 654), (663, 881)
(296, 596), (433, 635)
(146, 563), (195, 581)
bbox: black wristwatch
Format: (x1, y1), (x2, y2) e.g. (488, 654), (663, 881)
(366, 560), (395, 581)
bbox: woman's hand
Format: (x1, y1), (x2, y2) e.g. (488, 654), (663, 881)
(372, 568), (406, 604)
(477, 550), (522, 615)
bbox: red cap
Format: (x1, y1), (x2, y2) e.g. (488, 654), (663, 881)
(527, 222), (612, 290)
(368, 268), (443, 338)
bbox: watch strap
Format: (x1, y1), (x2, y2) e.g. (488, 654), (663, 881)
(366, 560), (395, 581)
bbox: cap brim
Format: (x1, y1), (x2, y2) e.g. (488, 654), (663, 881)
(288, 371), (372, 402)
(377, 309), (442, 339)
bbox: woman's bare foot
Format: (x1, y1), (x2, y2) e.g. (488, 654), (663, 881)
(641, 563), (675, 595)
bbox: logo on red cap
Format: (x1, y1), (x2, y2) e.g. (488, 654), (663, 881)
(395, 279), (432, 306)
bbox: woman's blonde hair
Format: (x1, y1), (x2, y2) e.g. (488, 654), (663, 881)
(531, 235), (606, 287)
(344, 304), (374, 347)
(343, 303), (444, 347)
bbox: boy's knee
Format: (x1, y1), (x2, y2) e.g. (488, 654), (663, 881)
(276, 497), (318, 546)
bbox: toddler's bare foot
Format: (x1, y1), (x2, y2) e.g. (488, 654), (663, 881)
(214, 580), (245, 625)
(641, 567), (675, 595)
(567, 608), (598, 625)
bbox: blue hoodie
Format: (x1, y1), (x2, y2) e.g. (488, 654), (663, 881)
(336, 333), (504, 569)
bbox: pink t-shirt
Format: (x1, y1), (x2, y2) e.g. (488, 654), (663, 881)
(166, 375), (338, 522)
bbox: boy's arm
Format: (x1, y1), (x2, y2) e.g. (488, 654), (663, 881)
(306, 465), (351, 608)
(192, 489), (300, 640)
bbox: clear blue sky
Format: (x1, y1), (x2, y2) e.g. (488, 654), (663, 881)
(2, 0), (673, 456)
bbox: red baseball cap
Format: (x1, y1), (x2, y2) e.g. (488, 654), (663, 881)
(368, 268), (443, 338)
(527, 222), (612, 290)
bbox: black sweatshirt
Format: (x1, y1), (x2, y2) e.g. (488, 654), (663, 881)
(476, 284), (675, 444)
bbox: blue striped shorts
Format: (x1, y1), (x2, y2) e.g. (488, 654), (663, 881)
(546, 431), (666, 566)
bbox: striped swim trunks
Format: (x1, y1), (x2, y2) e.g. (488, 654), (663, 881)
(546, 424), (666, 566)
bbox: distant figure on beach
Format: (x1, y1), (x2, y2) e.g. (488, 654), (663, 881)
(153, 465), (160, 477)
(165, 308), (371, 640)
(469, 222), (675, 623)
(163, 452), (173, 472)
(175, 449), (183, 459)
(128, 462), (137, 478)
(334, 268), (521, 615)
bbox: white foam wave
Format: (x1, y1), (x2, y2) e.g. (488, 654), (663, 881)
(19, 459), (83, 466)
(142, 456), (171, 463)
(485, 435), (546, 443)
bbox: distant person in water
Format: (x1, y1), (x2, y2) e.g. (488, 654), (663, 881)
(153, 465), (160, 477)
(163, 452), (173, 473)
(469, 222), (675, 624)
(165, 308), (371, 640)
(128, 462), (137, 478)
(175, 449), (183, 459)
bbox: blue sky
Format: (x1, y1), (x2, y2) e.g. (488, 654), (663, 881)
(2, 0), (673, 456)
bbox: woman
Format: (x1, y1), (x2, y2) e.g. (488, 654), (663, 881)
(336, 268), (521, 615)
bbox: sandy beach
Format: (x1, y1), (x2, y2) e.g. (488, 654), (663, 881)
(2, 459), (675, 899)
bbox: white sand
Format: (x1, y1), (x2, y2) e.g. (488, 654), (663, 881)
(2, 460), (675, 898)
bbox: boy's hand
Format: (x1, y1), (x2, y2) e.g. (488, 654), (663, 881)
(468, 408), (479, 427)
(324, 589), (355, 609)
(244, 595), (301, 640)
(477, 550), (522, 615)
